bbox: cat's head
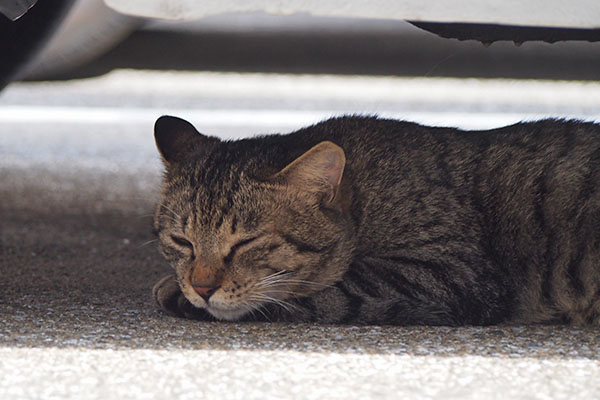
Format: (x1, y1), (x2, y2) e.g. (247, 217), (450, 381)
(153, 116), (355, 320)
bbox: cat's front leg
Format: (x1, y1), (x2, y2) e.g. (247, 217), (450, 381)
(286, 275), (461, 326)
(300, 283), (460, 326)
(152, 274), (214, 320)
(152, 274), (309, 322)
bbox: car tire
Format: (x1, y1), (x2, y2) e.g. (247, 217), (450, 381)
(18, 0), (142, 80)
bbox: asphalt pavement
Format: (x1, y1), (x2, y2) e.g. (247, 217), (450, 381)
(1, 71), (600, 399)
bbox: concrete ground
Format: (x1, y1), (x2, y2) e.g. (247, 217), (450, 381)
(1, 69), (600, 398)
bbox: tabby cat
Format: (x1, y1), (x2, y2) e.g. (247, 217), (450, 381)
(152, 115), (600, 326)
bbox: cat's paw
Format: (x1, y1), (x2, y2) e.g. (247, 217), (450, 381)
(152, 274), (213, 320)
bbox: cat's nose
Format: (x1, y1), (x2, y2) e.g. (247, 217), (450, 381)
(192, 284), (220, 303)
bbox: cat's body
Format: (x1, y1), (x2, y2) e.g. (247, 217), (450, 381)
(153, 115), (600, 326)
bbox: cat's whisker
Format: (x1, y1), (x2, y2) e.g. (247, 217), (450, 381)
(275, 278), (333, 289)
(138, 239), (159, 248)
(240, 301), (259, 320)
(258, 270), (295, 280)
(159, 212), (180, 225)
(254, 279), (296, 291)
(249, 293), (299, 313)
(159, 203), (182, 221)
(256, 277), (332, 291)
(254, 272), (296, 288)
(247, 301), (272, 322)
(255, 277), (292, 288)
(237, 298), (270, 322)
(261, 289), (298, 296)
(259, 270), (294, 281)
(155, 213), (179, 227)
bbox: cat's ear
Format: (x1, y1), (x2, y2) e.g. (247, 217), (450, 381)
(276, 141), (346, 203)
(154, 115), (207, 164)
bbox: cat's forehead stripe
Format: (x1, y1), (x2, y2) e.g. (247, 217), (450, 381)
(231, 215), (238, 234)
(186, 160), (249, 231)
(214, 207), (226, 231)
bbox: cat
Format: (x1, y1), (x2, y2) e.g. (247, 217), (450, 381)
(152, 115), (600, 326)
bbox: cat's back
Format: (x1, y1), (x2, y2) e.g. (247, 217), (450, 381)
(296, 117), (600, 190)
(322, 116), (600, 325)
(234, 115), (600, 169)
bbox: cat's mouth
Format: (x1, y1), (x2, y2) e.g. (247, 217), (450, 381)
(182, 285), (265, 321)
(181, 270), (302, 321)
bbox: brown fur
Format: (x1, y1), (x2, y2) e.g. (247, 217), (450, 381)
(152, 115), (600, 326)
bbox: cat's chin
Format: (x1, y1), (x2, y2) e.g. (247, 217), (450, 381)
(205, 305), (250, 321)
(184, 291), (254, 321)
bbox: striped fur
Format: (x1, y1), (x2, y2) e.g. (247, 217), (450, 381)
(152, 115), (600, 326)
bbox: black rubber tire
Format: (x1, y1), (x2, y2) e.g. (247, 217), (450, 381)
(0, 0), (74, 90)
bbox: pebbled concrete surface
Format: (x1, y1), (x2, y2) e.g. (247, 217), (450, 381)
(1, 72), (600, 399)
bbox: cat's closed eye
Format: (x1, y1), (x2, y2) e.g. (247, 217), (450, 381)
(224, 236), (259, 265)
(170, 235), (194, 254)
